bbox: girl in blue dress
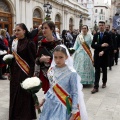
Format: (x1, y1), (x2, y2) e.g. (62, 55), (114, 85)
(38, 45), (88, 120)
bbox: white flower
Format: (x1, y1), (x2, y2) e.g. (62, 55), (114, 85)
(69, 48), (75, 50)
(3, 54), (14, 61)
(21, 77), (41, 89)
(0, 50), (7, 55)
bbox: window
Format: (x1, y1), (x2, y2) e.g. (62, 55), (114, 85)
(95, 9), (97, 13)
(0, 1), (10, 12)
(101, 9), (103, 14)
(102, 16), (104, 20)
(55, 14), (60, 22)
(33, 9), (41, 18)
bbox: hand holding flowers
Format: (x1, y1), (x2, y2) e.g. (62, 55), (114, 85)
(3, 54), (14, 80)
(3, 54), (14, 64)
(21, 77), (42, 114)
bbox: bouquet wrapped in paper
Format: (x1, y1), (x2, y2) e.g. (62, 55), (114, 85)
(3, 54), (14, 64)
(21, 77), (42, 114)
(68, 48), (75, 55)
(3, 54), (14, 80)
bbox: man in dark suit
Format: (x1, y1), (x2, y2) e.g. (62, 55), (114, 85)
(105, 25), (117, 70)
(91, 21), (112, 94)
(114, 29), (120, 65)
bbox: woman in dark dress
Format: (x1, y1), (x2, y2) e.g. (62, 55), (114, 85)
(36, 21), (61, 93)
(9, 23), (36, 120)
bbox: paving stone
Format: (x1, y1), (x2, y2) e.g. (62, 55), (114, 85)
(0, 60), (120, 120)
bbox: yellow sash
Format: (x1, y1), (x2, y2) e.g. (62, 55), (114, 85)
(12, 51), (30, 75)
(79, 35), (94, 65)
(53, 83), (81, 120)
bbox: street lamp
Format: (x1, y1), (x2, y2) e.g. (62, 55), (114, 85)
(79, 15), (83, 32)
(43, 2), (52, 21)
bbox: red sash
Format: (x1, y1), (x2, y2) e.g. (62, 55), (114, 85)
(12, 51), (30, 75)
(79, 35), (94, 65)
(53, 83), (81, 120)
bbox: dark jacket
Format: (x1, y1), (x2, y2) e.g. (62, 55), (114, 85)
(0, 37), (8, 65)
(91, 31), (112, 67)
(108, 31), (117, 51)
(0, 37), (8, 51)
(115, 33), (120, 49)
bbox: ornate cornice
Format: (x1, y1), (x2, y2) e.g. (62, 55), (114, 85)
(26, 0), (30, 3)
(51, 0), (89, 16)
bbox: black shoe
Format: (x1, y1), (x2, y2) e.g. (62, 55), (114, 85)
(0, 77), (7, 80)
(102, 83), (106, 88)
(109, 67), (112, 70)
(91, 88), (98, 94)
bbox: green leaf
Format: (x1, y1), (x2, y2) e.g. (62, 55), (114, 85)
(66, 96), (72, 114)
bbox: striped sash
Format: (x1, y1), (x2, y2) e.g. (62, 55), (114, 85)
(53, 83), (81, 120)
(79, 35), (94, 65)
(12, 51), (30, 75)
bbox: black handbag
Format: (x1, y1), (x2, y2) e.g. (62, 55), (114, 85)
(39, 47), (53, 59)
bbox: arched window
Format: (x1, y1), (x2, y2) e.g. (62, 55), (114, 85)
(55, 14), (60, 22)
(0, 1), (12, 35)
(0, 1), (10, 12)
(33, 9), (41, 18)
(55, 14), (61, 32)
(33, 8), (42, 28)
(69, 18), (73, 31)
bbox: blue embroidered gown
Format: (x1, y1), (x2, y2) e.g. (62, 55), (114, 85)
(39, 66), (79, 120)
(73, 34), (95, 84)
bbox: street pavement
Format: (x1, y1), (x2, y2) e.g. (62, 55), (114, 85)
(0, 61), (120, 120)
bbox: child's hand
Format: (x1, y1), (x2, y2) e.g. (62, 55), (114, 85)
(35, 99), (45, 109)
(35, 104), (40, 110)
(69, 114), (75, 120)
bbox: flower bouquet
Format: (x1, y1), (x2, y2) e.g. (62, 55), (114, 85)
(3, 54), (14, 64)
(68, 48), (75, 55)
(0, 50), (7, 55)
(3, 54), (14, 80)
(21, 77), (42, 114)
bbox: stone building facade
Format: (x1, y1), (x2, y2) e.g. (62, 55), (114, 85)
(78, 0), (112, 30)
(0, 0), (88, 34)
(111, 0), (120, 33)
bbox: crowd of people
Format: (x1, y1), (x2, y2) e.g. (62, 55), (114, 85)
(0, 20), (120, 120)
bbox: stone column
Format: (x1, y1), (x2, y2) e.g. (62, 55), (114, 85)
(20, 0), (26, 23)
(64, 10), (68, 30)
(25, 0), (33, 30)
(15, 0), (20, 24)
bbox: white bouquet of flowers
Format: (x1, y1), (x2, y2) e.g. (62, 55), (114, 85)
(3, 54), (14, 80)
(0, 50), (7, 55)
(3, 54), (14, 64)
(21, 77), (42, 113)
